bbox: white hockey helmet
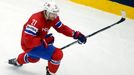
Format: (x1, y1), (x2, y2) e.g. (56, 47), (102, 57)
(44, 2), (59, 14)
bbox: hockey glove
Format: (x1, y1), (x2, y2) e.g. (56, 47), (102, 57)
(42, 33), (54, 48)
(73, 31), (87, 44)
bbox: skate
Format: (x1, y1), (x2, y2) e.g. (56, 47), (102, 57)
(8, 58), (23, 67)
(46, 66), (51, 75)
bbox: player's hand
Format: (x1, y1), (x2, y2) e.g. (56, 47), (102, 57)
(42, 33), (54, 48)
(73, 31), (87, 44)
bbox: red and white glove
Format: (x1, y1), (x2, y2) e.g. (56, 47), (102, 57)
(42, 33), (54, 48)
(73, 31), (87, 44)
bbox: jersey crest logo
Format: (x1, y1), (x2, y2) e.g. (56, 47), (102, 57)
(42, 28), (49, 32)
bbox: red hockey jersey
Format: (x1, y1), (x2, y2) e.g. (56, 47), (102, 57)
(21, 11), (74, 52)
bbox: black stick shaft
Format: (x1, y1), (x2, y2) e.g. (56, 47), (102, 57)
(61, 18), (125, 50)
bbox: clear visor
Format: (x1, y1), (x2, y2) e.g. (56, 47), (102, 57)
(47, 11), (59, 19)
(49, 12), (58, 17)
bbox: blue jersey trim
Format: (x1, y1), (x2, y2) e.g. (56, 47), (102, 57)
(55, 21), (62, 28)
(24, 30), (37, 36)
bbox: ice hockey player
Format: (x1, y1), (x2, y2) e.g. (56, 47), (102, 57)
(8, 1), (87, 75)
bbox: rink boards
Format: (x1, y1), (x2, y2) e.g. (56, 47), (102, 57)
(70, 0), (134, 19)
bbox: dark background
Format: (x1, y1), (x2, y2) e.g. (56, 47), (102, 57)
(110, 0), (134, 7)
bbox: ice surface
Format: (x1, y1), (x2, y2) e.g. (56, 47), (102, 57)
(0, 0), (134, 75)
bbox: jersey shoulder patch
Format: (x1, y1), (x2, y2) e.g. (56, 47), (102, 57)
(24, 24), (38, 36)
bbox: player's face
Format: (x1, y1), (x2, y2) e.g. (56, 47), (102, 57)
(48, 13), (58, 20)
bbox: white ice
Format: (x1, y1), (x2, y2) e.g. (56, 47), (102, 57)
(0, 0), (134, 75)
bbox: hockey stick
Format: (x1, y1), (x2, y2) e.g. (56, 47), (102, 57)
(61, 11), (126, 50)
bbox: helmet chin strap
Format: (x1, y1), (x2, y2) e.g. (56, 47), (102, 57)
(44, 11), (50, 20)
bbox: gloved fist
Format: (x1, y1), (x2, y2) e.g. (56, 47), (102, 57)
(42, 33), (54, 48)
(73, 31), (87, 44)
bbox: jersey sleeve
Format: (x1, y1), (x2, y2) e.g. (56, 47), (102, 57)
(53, 17), (75, 37)
(22, 14), (42, 49)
